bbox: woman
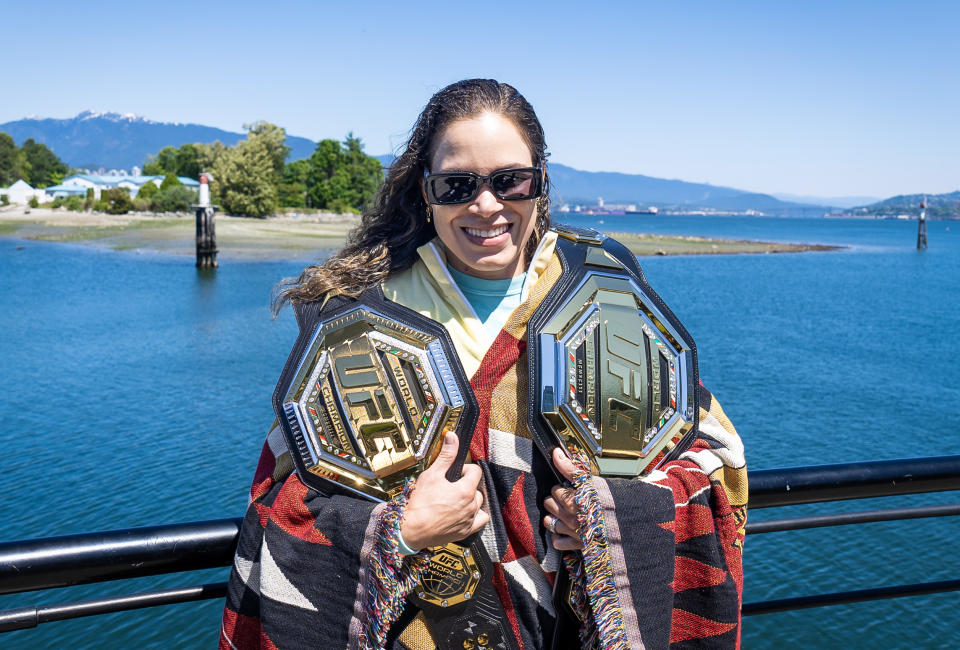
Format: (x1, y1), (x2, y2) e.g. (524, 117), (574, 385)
(220, 79), (747, 650)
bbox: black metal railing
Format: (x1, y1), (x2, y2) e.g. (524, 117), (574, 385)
(2, 455), (959, 633)
(740, 454), (960, 616)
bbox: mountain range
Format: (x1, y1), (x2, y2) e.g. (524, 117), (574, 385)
(2, 111), (948, 215)
(545, 163), (818, 212)
(0, 111), (318, 170)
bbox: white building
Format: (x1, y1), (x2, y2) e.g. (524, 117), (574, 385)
(43, 181), (89, 198)
(0, 180), (49, 205)
(59, 174), (200, 199)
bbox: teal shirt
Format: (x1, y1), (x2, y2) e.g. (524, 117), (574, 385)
(447, 265), (526, 338)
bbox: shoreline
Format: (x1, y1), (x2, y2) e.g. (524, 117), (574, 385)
(0, 207), (843, 261)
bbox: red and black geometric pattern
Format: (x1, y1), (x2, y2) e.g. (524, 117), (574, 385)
(219, 259), (747, 649)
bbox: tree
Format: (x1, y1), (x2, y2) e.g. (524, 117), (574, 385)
(102, 188), (133, 214)
(160, 172), (182, 191)
(142, 144), (201, 179)
(278, 159), (310, 208)
(137, 180), (159, 199)
(307, 139), (345, 209)
(213, 141), (277, 217)
(283, 158), (310, 185)
(143, 146), (178, 176)
(20, 139), (68, 188)
(277, 181), (306, 208)
(139, 124), (292, 217)
(0, 132), (24, 186)
(305, 134), (383, 212)
(196, 141), (227, 172)
(342, 133), (383, 211)
(245, 122), (290, 179)
(152, 185), (196, 212)
(174, 143), (201, 179)
(209, 123), (289, 217)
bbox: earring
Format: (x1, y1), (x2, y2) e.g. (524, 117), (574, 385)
(425, 205), (433, 223)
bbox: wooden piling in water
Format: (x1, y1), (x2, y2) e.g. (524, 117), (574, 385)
(194, 172), (218, 268)
(195, 206), (218, 268)
(917, 198), (928, 250)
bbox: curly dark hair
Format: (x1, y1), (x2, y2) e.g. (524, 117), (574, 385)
(272, 79), (552, 313)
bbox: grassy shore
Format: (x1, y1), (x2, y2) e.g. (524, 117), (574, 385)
(0, 207), (841, 260)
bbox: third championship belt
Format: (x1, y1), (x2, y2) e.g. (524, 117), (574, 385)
(528, 224), (700, 478)
(273, 288), (518, 650)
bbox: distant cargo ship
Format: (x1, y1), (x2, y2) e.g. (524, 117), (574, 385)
(626, 206), (659, 215)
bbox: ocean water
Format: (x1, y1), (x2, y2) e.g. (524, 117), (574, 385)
(0, 215), (957, 648)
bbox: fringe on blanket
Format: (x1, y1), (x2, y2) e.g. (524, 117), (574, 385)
(564, 551), (598, 648)
(357, 479), (429, 650)
(568, 455), (630, 650)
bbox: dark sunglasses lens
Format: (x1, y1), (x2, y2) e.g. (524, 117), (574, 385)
(491, 169), (536, 199)
(430, 175), (477, 204)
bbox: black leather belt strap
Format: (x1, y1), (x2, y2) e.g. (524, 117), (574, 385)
(410, 534), (519, 650)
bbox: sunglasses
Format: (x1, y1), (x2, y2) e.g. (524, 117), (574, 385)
(424, 166), (543, 205)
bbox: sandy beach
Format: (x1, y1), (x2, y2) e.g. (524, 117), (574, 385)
(0, 207), (841, 260)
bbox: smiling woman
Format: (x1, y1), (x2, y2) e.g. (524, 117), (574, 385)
(224, 80), (747, 650)
(426, 113), (542, 280)
(270, 79), (552, 307)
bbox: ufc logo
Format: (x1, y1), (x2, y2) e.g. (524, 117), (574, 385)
(336, 353), (392, 418)
(602, 307), (647, 441)
(335, 351), (406, 453)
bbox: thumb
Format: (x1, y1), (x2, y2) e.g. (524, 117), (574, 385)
(431, 432), (459, 471)
(553, 446), (578, 483)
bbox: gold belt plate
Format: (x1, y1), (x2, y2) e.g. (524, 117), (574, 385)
(280, 307), (466, 500)
(414, 543), (482, 608)
(537, 273), (697, 478)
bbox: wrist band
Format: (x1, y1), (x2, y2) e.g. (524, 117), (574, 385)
(397, 529), (418, 556)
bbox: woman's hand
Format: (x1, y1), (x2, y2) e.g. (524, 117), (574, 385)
(543, 447), (584, 551)
(400, 432), (489, 551)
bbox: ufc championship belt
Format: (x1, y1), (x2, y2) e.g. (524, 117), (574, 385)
(528, 225), (700, 644)
(528, 224), (699, 478)
(273, 288), (518, 650)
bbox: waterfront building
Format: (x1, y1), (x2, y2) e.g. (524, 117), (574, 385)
(60, 174), (200, 199)
(43, 181), (90, 198)
(0, 179), (49, 205)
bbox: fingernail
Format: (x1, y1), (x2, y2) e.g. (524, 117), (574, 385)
(445, 432), (456, 445)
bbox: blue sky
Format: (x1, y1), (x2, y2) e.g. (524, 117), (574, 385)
(3, 1), (957, 199)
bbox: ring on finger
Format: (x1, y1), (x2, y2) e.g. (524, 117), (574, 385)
(547, 515), (559, 535)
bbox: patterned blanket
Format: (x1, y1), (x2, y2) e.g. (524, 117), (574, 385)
(220, 249), (747, 650)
